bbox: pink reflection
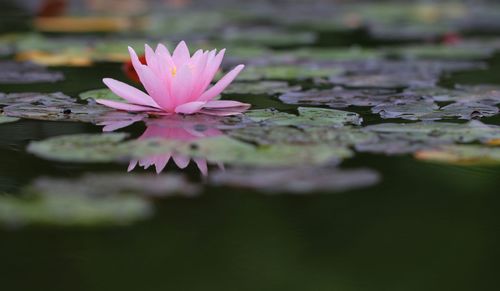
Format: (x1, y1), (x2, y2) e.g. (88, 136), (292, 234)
(102, 114), (225, 175)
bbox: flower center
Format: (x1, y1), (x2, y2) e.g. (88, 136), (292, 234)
(170, 66), (177, 77)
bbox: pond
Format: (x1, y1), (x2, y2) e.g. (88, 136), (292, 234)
(1, 1), (500, 290)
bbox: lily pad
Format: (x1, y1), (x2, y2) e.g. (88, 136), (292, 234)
(32, 173), (200, 198)
(210, 166), (380, 194)
(410, 85), (500, 105)
(329, 73), (437, 89)
(243, 107), (362, 127)
(384, 44), (495, 60)
(3, 99), (112, 123)
(0, 192), (152, 227)
(281, 47), (382, 61)
(218, 27), (317, 47)
(0, 115), (19, 124)
(79, 88), (123, 102)
(223, 81), (301, 95)
(372, 101), (499, 120)
(0, 61), (64, 84)
(237, 65), (343, 81)
(229, 125), (377, 146)
(0, 92), (76, 106)
(415, 145), (500, 165)
(279, 87), (421, 108)
(27, 133), (352, 167)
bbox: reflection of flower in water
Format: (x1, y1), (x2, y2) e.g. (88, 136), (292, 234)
(101, 114), (225, 175)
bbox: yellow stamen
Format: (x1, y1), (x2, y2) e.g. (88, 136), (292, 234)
(170, 66), (177, 77)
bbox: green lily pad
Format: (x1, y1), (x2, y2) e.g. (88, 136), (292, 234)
(0, 192), (152, 227)
(237, 65), (343, 81)
(223, 81), (301, 95)
(372, 101), (499, 120)
(79, 88), (123, 102)
(229, 125), (377, 147)
(329, 73), (437, 89)
(28, 133), (130, 162)
(218, 27), (317, 47)
(279, 87), (419, 108)
(210, 166), (380, 194)
(281, 47), (382, 61)
(32, 173), (200, 198)
(0, 115), (19, 124)
(0, 92), (76, 106)
(410, 85), (500, 105)
(415, 145), (500, 165)
(244, 107), (362, 127)
(384, 44), (495, 60)
(27, 133), (351, 167)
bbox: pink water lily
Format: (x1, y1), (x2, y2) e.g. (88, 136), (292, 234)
(98, 41), (250, 116)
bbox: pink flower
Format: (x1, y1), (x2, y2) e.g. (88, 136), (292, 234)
(98, 41), (250, 116)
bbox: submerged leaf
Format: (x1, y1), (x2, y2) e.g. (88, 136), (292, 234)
(0, 193), (151, 227)
(210, 166), (380, 194)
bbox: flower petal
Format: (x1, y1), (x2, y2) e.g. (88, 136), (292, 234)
(175, 101), (207, 114)
(103, 78), (159, 108)
(172, 41), (190, 66)
(198, 64), (245, 101)
(172, 155), (190, 169)
(96, 99), (161, 112)
(204, 100), (251, 109)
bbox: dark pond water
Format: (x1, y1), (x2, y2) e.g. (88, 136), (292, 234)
(1, 1), (500, 291)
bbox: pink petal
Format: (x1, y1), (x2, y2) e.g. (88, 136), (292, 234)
(172, 155), (190, 169)
(199, 109), (247, 116)
(172, 41), (190, 67)
(175, 101), (207, 114)
(127, 160), (138, 172)
(144, 44), (161, 76)
(103, 78), (159, 108)
(96, 99), (161, 112)
(139, 66), (174, 111)
(204, 100), (251, 109)
(198, 49), (225, 93)
(154, 155), (171, 174)
(171, 64), (193, 106)
(198, 65), (245, 102)
(193, 158), (208, 176)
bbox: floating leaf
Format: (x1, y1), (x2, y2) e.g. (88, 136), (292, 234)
(210, 167), (380, 194)
(244, 107), (362, 127)
(281, 47), (382, 61)
(0, 192), (151, 227)
(372, 101), (499, 120)
(32, 173), (200, 198)
(0, 92), (75, 106)
(229, 125), (377, 146)
(237, 65), (343, 81)
(223, 81), (301, 95)
(28, 133), (352, 167)
(329, 73), (437, 89)
(415, 145), (500, 165)
(0, 61), (63, 84)
(218, 27), (317, 47)
(385, 44), (495, 60)
(279, 87), (414, 108)
(0, 115), (19, 124)
(27, 133), (130, 162)
(3, 99), (112, 123)
(410, 85), (500, 105)
(79, 88), (123, 102)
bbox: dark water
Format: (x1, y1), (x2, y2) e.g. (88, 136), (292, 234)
(2, 3), (500, 291)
